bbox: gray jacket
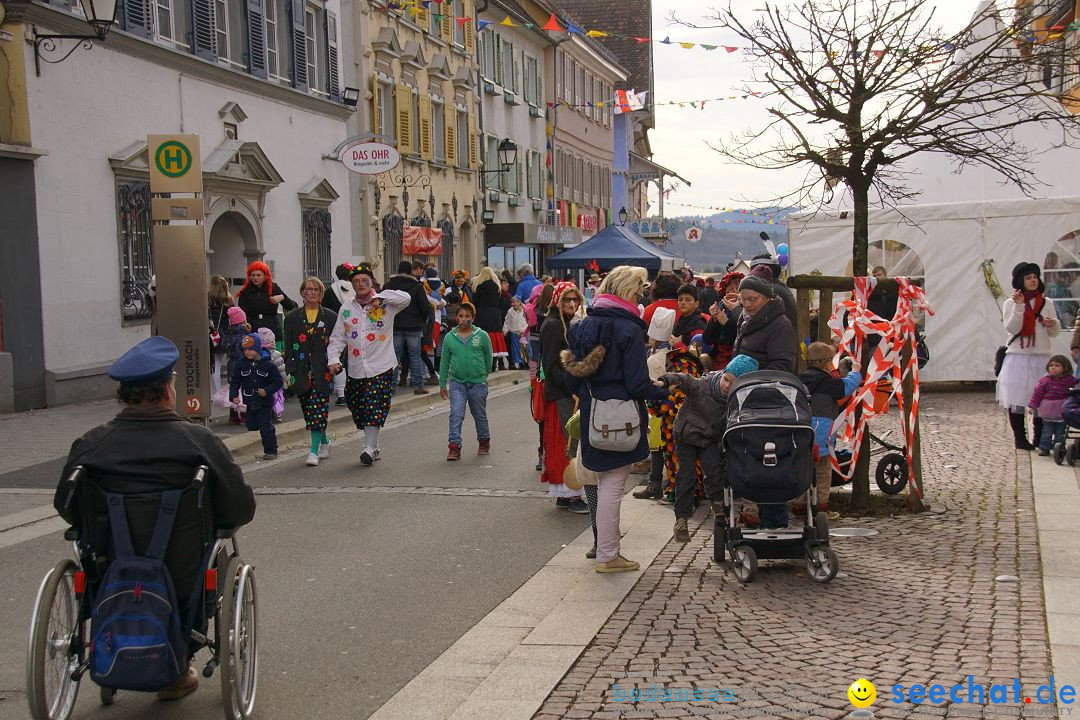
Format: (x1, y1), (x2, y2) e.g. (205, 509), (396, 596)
(658, 371), (729, 447)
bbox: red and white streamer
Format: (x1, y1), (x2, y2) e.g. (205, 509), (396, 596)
(828, 276), (935, 505)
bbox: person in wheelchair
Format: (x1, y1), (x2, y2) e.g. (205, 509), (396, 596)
(53, 336), (256, 702)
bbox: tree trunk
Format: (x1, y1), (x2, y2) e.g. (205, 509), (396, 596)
(849, 180), (871, 513)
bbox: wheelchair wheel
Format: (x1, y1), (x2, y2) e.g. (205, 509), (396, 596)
(806, 546), (839, 583)
(730, 545), (757, 583)
(26, 559), (81, 720)
(220, 557), (259, 720)
(875, 453), (908, 495)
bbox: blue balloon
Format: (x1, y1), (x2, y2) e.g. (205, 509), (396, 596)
(778, 253), (789, 267)
(777, 243), (789, 255)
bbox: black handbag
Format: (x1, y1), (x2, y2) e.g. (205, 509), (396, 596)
(994, 335), (1019, 377)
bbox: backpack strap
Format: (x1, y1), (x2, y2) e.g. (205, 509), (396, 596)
(145, 490), (182, 560)
(105, 493), (137, 559)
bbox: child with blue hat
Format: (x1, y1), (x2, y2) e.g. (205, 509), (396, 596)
(229, 333), (283, 460)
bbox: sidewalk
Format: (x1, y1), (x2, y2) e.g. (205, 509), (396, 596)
(369, 391), (1067, 720)
(0, 370), (528, 475)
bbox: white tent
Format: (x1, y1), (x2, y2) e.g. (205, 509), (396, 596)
(789, 2), (1080, 382)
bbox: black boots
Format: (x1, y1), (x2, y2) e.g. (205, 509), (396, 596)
(1009, 411), (1034, 450)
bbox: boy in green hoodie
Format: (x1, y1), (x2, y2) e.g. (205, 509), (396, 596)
(440, 302), (493, 460)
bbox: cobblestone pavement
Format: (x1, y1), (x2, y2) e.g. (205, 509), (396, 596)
(533, 392), (1052, 720)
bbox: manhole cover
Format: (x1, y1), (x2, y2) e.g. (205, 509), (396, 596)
(995, 575), (1020, 583)
(830, 527), (879, 537)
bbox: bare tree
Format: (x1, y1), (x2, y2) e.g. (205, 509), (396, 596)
(673, 0), (1080, 275)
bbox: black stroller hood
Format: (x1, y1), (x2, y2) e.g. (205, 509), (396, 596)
(724, 370), (812, 434)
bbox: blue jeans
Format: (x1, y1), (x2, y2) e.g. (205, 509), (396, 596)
(1040, 420), (1066, 451)
(393, 329), (424, 388)
(448, 381), (489, 445)
(244, 404), (277, 455)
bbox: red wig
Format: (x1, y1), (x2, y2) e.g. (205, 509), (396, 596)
(240, 261), (273, 298)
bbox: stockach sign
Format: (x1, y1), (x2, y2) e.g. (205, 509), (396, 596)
(148, 134), (210, 423)
(148, 134), (203, 193)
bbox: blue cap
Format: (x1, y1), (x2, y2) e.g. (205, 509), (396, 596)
(108, 336), (179, 385)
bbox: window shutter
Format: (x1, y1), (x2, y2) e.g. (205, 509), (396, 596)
(121, 0), (154, 38)
(419, 95), (433, 160)
(245, 0), (268, 79)
(440, 10), (453, 43)
(372, 75), (380, 136)
(445, 104), (457, 166)
(324, 10), (340, 101)
(468, 111), (478, 169)
(463, 0), (474, 54)
(288, 0), (308, 91)
(190, 0), (217, 59)
(414, 4), (428, 30)
(396, 85), (413, 154)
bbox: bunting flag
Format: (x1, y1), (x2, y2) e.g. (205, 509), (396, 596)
(548, 90), (763, 111)
(542, 13), (564, 32)
(499, 15), (516, 26)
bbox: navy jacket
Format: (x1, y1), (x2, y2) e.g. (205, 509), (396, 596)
(229, 354), (283, 410)
(562, 305), (669, 472)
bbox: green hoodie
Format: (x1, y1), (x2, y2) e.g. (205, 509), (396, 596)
(440, 326), (493, 387)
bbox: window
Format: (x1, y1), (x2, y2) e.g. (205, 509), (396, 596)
(412, 90), (421, 153)
(378, 82), (395, 141)
(305, 8), (319, 93)
(433, 101), (446, 162)
(215, 0), (229, 61)
(527, 149), (542, 199)
(266, 0), (279, 77)
(453, 0), (466, 46)
(224, 122), (238, 140)
(501, 38), (515, 90)
(456, 110), (469, 169)
(524, 55), (538, 105)
(156, 0), (173, 40)
(117, 182), (154, 322)
(485, 135), (500, 190)
(302, 208), (333, 283)
(480, 31), (495, 80)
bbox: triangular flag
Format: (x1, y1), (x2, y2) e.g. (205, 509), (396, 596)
(701, 44), (717, 50)
(524, 23), (536, 29)
(661, 36), (672, 44)
(724, 46), (738, 53)
(456, 16), (468, 27)
(636, 37), (650, 43)
(700, 100), (706, 109)
(542, 13), (564, 31)
(477, 19), (492, 29)
(567, 23), (584, 34)
(499, 15), (516, 26)
(587, 30), (609, 37)
(679, 42), (695, 49)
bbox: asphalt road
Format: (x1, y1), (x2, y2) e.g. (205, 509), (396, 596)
(0, 385), (592, 720)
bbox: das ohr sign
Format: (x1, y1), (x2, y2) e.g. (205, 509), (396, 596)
(339, 141), (401, 175)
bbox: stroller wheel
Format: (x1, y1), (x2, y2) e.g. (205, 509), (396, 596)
(1054, 442), (1067, 466)
(815, 511), (830, 541)
(100, 687), (117, 706)
(730, 545), (757, 583)
(1067, 442), (1077, 467)
(875, 453), (908, 495)
(806, 546), (839, 583)
(713, 518), (727, 563)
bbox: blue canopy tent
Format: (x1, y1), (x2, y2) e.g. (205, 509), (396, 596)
(545, 224), (683, 273)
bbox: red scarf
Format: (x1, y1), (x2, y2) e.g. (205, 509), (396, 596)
(1020, 290), (1044, 348)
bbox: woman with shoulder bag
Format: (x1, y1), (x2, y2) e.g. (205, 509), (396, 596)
(999, 262), (1059, 449)
(207, 275), (233, 399)
(562, 266), (669, 573)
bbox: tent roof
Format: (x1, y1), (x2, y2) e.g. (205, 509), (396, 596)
(545, 224), (684, 271)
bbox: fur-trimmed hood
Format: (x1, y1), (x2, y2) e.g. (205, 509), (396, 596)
(561, 346), (606, 378)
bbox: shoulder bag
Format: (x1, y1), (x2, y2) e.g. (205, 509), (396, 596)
(586, 379), (642, 452)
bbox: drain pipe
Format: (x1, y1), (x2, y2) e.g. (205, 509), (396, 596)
(476, 0), (491, 265)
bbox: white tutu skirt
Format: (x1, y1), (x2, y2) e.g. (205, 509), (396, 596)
(996, 353), (1049, 409)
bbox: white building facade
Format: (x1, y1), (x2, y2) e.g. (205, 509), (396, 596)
(1, 0), (358, 408)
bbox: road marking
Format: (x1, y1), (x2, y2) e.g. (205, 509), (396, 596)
(0, 505), (58, 532)
(0, 514), (66, 550)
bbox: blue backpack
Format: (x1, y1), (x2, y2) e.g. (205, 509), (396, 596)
(89, 491), (187, 691)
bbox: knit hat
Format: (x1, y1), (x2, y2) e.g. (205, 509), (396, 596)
(749, 253), (780, 279)
(240, 333), (260, 350)
(256, 327), (276, 350)
(648, 307), (676, 342)
(724, 354), (759, 378)
(739, 274), (774, 298)
(1011, 262), (1042, 291)
(227, 306), (246, 325)
(806, 341), (835, 364)
(551, 281), (578, 308)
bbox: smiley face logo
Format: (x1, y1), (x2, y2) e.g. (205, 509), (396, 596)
(848, 678), (876, 708)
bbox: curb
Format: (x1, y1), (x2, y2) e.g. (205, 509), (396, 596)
(219, 370), (528, 462)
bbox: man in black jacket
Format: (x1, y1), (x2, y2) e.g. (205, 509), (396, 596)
(55, 336), (255, 700)
(384, 260), (434, 394)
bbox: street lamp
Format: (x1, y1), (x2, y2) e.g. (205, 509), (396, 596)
(341, 87), (361, 107)
(481, 209), (495, 225)
(480, 139), (518, 177)
(618, 207), (628, 225)
(33, 0), (118, 76)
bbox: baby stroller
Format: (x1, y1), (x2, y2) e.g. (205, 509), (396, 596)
(716, 370), (839, 583)
(1054, 384), (1080, 465)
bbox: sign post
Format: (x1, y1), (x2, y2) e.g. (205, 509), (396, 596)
(147, 134), (210, 424)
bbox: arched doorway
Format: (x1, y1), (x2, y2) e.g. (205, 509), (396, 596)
(1044, 230), (1080, 331)
(209, 211), (258, 287)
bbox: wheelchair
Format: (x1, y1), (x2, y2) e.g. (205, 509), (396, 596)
(26, 465), (258, 720)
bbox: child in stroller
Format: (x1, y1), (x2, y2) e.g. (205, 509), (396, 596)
(1054, 378), (1080, 465)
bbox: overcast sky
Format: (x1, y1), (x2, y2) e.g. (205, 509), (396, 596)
(647, 0), (987, 215)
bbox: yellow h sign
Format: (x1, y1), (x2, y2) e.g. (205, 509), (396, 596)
(148, 134), (202, 193)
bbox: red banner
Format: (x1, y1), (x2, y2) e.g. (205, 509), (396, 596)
(402, 226), (443, 255)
